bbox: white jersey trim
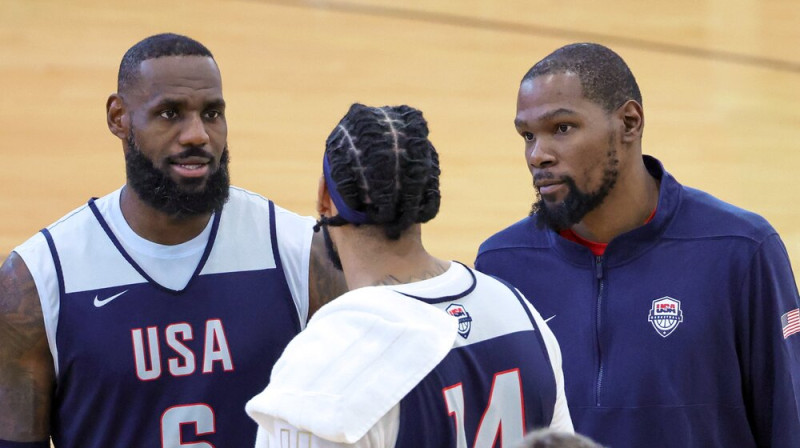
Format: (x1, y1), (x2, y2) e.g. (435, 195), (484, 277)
(517, 288), (574, 433)
(13, 186), (314, 376)
(14, 231), (62, 376)
(273, 204), (314, 328)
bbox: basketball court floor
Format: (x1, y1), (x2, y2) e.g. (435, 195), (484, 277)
(1, 0), (798, 276)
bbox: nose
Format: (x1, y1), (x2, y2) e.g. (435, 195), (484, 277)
(527, 139), (555, 169)
(179, 113), (210, 147)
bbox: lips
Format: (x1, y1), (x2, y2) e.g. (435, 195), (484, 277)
(170, 156), (212, 178)
(537, 183), (563, 196)
(534, 175), (564, 197)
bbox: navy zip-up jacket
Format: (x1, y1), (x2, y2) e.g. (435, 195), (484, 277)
(476, 156), (800, 447)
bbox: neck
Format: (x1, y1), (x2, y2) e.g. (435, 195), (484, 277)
(336, 225), (450, 289)
(571, 157), (659, 243)
(120, 185), (213, 245)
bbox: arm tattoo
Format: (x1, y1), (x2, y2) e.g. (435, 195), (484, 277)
(0, 252), (54, 440)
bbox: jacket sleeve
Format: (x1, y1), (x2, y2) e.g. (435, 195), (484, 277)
(740, 233), (800, 446)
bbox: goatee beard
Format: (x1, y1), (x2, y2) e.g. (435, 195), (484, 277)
(530, 147), (619, 232)
(125, 133), (230, 218)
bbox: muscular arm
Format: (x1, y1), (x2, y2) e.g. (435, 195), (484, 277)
(0, 252), (54, 442)
(307, 231), (347, 318)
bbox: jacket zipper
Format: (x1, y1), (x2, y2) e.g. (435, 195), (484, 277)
(595, 255), (605, 406)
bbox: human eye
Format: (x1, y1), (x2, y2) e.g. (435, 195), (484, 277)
(522, 131), (535, 141)
(555, 124), (573, 134)
(204, 109), (223, 120)
(159, 109), (178, 120)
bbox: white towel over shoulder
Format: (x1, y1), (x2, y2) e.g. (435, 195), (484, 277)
(245, 286), (459, 443)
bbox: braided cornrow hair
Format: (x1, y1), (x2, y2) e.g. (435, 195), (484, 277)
(321, 103), (441, 240)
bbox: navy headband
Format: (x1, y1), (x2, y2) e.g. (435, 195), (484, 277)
(323, 153), (371, 224)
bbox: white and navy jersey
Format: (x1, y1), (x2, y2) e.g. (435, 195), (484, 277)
(14, 186), (314, 448)
(246, 262), (572, 448)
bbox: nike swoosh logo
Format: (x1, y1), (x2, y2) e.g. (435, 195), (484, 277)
(544, 315), (556, 323)
(93, 290), (129, 308)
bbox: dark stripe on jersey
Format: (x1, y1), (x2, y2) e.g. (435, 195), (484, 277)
(87, 198), (222, 294)
(41, 227), (65, 298)
(267, 200), (302, 332)
(397, 261), (478, 304)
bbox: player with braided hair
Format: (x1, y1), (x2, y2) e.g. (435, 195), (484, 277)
(246, 103), (573, 447)
(319, 103), (440, 239)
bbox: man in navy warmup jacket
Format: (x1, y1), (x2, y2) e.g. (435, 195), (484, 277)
(475, 42), (800, 447)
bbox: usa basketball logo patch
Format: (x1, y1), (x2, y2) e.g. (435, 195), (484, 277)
(446, 303), (473, 339)
(648, 297), (683, 338)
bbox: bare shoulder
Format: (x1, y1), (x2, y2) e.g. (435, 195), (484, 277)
(307, 231), (348, 318)
(0, 252), (54, 440)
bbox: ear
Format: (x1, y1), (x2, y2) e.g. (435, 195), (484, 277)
(316, 175), (336, 217)
(618, 100), (644, 144)
(106, 93), (129, 140)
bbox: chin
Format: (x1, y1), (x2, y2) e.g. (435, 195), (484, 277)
(174, 177), (208, 191)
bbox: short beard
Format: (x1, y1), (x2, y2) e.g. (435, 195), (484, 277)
(125, 132), (230, 218)
(530, 145), (619, 232)
(320, 222), (343, 271)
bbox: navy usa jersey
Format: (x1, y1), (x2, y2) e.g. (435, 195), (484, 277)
(15, 187), (313, 448)
(247, 262), (572, 447)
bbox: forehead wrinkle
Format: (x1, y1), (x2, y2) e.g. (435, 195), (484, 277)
(132, 56), (221, 98)
(515, 108), (577, 129)
(537, 108), (578, 122)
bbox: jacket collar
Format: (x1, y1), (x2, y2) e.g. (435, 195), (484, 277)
(545, 155), (682, 266)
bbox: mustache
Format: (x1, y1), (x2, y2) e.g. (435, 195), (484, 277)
(168, 146), (215, 162)
(533, 171), (568, 183)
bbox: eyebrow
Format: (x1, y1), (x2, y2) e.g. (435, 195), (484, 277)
(152, 97), (226, 110)
(515, 108), (577, 128)
(153, 98), (185, 111)
(205, 98), (226, 110)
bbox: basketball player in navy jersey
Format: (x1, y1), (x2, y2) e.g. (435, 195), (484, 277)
(246, 103), (573, 447)
(0, 33), (345, 447)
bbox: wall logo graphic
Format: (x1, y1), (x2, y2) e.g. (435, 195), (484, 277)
(446, 303), (473, 339)
(648, 297), (683, 337)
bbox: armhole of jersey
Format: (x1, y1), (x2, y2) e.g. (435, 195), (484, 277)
(269, 200), (304, 331)
(39, 228), (63, 377)
(492, 276), (557, 385)
(496, 278), (574, 432)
